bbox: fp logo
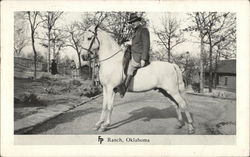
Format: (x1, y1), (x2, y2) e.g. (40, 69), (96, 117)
(98, 136), (104, 144)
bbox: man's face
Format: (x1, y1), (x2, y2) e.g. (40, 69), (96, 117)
(131, 21), (140, 29)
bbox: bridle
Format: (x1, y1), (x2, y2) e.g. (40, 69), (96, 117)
(85, 25), (100, 56)
(84, 25), (122, 63)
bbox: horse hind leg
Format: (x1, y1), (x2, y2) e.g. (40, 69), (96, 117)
(158, 88), (185, 129)
(175, 106), (185, 129)
(177, 92), (195, 134)
(160, 88), (194, 134)
(171, 92), (195, 134)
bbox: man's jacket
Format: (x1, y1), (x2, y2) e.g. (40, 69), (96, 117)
(131, 25), (150, 63)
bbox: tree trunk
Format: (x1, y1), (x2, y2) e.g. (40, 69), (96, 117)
(53, 39), (56, 60)
(199, 35), (204, 93)
(53, 29), (56, 60)
(167, 38), (171, 62)
(77, 52), (82, 77)
(31, 31), (37, 79)
(47, 29), (51, 72)
(208, 35), (213, 93)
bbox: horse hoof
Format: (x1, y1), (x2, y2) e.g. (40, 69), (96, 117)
(98, 126), (107, 132)
(188, 129), (195, 134)
(99, 123), (110, 132)
(175, 121), (185, 129)
(93, 125), (101, 131)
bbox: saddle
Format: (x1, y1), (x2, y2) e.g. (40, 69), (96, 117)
(114, 45), (149, 93)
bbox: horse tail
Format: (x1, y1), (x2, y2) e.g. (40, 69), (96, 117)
(173, 64), (185, 94)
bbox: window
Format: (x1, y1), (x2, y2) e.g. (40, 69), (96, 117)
(224, 77), (228, 86)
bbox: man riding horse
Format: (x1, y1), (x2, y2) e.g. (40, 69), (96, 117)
(81, 14), (195, 134)
(118, 13), (150, 98)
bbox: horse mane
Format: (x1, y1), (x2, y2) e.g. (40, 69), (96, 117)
(97, 27), (121, 49)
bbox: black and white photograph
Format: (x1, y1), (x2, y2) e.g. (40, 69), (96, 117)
(14, 11), (236, 135)
(1, 0), (249, 156)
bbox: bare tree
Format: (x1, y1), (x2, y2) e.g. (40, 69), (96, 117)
(65, 22), (85, 69)
(187, 12), (212, 93)
(14, 12), (29, 55)
(51, 28), (67, 62)
(210, 13), (236, 88)
(26, 11), (44, 79)
(40, 11), (63, 72)
(153, 13), (185, 62)
(187, 12), (236, 92)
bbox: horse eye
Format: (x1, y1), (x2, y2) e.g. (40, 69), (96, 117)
(87, 37), (92, 41)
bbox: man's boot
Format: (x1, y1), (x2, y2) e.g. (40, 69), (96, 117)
(119, 75), (133, 98)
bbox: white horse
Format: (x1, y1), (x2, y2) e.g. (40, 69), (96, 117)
(81, 25), (195, 134)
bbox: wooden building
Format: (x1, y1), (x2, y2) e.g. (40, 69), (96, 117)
(215, 59), (236, 92)
(203, 59), (236, 92)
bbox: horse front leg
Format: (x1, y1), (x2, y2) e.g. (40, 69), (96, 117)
(99, 86), (115, 132)
(94, 86), (107, 130)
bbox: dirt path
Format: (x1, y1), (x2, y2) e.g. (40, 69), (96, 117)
(29, 91), (236, 135)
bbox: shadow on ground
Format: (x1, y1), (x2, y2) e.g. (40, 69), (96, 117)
(107, 105), (190, 131)
(26, 107), (99, 134)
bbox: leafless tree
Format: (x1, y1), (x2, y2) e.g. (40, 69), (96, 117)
(210, 13), (236, 87)
(65, 22), (85, 69)
(51, 28), (67, 62)
(40, 11), (63, 72)
(187, 12), (213, 92)
(14, 12), (29, 55)
(153, 13), (185, 62)
(188, 12), (236, 92)
(26, 11), (44, 79)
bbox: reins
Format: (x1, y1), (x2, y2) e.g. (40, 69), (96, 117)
(88, 49), (123, 63)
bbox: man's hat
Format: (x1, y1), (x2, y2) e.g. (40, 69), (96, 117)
(128, 13), (142, 24)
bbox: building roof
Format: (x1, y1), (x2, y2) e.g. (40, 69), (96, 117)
(216, 59), (236, 74)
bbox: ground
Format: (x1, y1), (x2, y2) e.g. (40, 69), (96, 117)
(14, 75), (100, 121)
(27, 90), (236, 135)
(14, 75), (236, 135)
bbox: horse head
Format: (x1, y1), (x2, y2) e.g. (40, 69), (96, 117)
(81, 25), (100, 61)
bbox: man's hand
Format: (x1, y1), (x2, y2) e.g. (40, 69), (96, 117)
(140, 60), (145, 67)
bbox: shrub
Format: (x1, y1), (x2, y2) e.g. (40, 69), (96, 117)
(80, 84), (102, 98)
(70, 79), (82, 86)
(23, 93), (41, 104)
